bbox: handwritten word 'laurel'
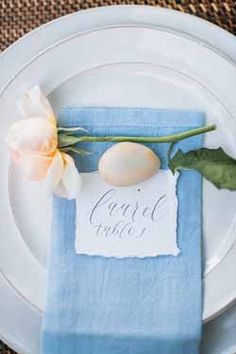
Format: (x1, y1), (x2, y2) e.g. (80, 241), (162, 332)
(89, 189), (167, 239)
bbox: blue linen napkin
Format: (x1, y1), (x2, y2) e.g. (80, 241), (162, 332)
(41, 107), (204, 354)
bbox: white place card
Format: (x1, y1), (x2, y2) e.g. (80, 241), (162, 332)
(75, 171), (180, 258)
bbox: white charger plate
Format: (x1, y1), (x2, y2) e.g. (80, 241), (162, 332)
(1, 6), (236, 354)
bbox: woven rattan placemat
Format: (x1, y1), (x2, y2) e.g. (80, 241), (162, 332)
(0, 0), (236, 353)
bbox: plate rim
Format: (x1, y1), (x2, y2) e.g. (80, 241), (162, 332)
(2, 16), (236, 321)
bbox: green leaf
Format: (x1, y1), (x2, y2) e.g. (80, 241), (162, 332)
(169, 147), (236, 190)
(58, 134), (81, 148)
(67, 146), (91, 156)
(57, 127), (88, 133)
(60, 145), (91, 156)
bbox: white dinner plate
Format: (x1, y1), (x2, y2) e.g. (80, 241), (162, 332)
(0, 6), (236, 354)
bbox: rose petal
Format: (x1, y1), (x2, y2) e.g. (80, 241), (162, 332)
(54, 153), (81, 200)
(9, 147), (20, 164)
(19, 85), (55, 123)
(43, 150), (64, 196)
(17, 152), (53, 181)
(6, 117), (57, 155)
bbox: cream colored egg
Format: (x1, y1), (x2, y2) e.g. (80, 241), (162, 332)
(98, 142), (160, 186)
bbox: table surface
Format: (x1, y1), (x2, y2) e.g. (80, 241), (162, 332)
(0, 0), (236, 353)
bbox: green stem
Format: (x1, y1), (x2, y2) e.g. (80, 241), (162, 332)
(58, 124), (216, 148)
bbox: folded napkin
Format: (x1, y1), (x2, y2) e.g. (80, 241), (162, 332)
(41, 108), (204, 354)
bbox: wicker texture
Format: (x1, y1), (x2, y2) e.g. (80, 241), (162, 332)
(0, 0), (236, 353)
(0, 345), (17, 354)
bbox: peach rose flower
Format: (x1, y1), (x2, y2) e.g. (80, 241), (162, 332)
(6, 85), (81, 199)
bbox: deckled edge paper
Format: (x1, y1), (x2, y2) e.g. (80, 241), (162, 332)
(75, 170), (180, 258)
